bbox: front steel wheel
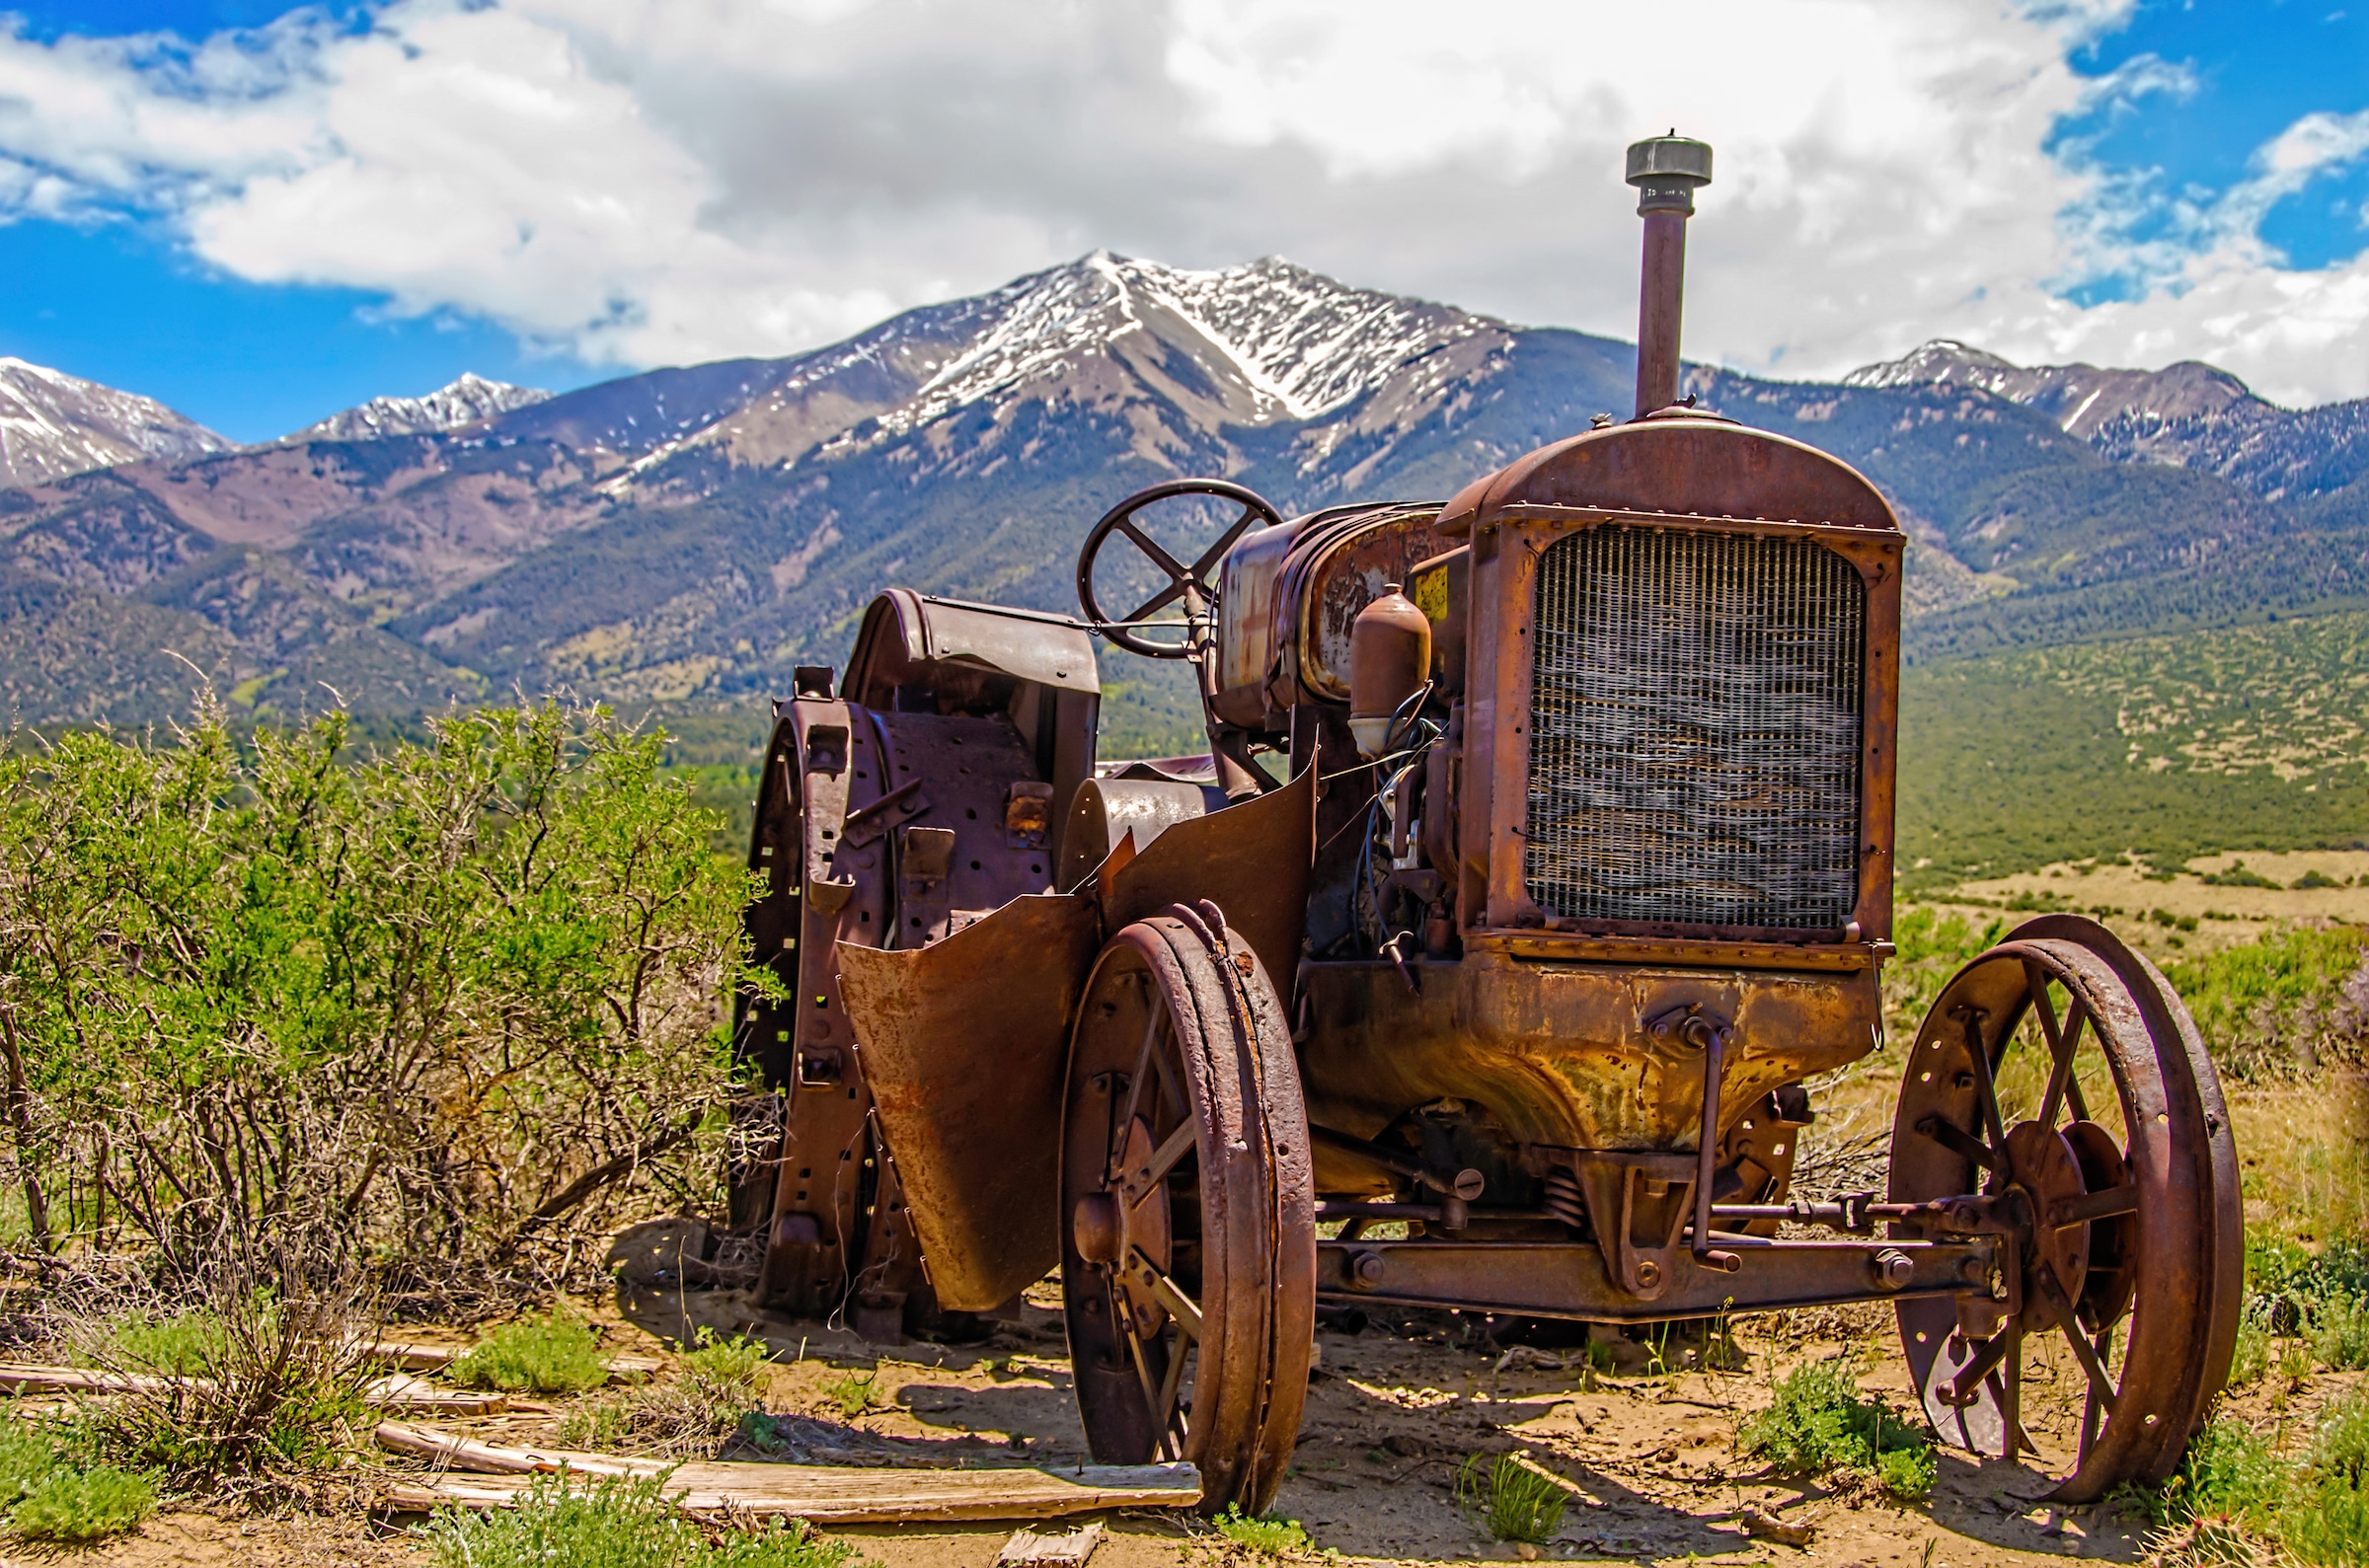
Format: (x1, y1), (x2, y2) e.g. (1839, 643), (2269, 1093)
(1889, 914), (2242, 1501)
(1059, 902), (1314, 1516)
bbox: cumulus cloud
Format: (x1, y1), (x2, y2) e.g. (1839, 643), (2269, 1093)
(2, 0), (2368, 406)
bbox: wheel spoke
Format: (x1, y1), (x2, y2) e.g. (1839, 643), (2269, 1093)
(1116, 519), (1192, 583)
(1130, 1250), (1205, 1340)
(2000, 1328), (2025, 1461)
(2080, 1327), (2114, 1462)
(1916, 1113), (1999, 1173)
(2026, 966), (2092, 1128)
(1946, 1326), (2016, 1406)
(2050, 1182), (2138, 1226)
(1118, 1311), (1175, 1462)
(1154, 1323), (1190, 1446)
(1956, 1007), (2010, 1164)
(1115, 1005), (1168, 1166)
(1127, 1119), (1197, 1205)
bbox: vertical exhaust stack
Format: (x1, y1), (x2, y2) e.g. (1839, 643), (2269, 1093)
(1625, 133), (1714, 418)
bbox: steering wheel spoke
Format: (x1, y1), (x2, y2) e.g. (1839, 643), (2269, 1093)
(1077, 481), (1286, 659)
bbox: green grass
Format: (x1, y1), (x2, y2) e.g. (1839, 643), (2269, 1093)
(818, 1370), (878, 1422)
(0, 1412), (153, 1544)
(1738, 1358), (1936, 1501)
(1454, 1453), (1570, 1544)
(420, 1468), (860, 1568)
(2142, 1389), (2369, 1567)
(1898, 613), (2369, 889)
(559, 1328), (775, 1457)
(1211, 1502), (1313, 1555)
(101, 1307), (228, 1379)
(448, 1308), (611, 1395)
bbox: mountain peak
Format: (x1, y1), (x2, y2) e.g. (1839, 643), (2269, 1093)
(1842, 339), (2025, 391)
(845, 251), (1500, 448)
(1843, 338), (2265, 437)
(283, 374), (554, 444)
(0, 357), (234, 488)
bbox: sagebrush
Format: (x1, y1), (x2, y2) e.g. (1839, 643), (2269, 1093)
(0, 698), (766, 1307)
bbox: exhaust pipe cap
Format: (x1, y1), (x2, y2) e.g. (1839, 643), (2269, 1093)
(1626, 132), (1713, 214)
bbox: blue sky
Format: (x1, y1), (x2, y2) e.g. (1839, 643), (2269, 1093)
(2, 0), (2367, 441)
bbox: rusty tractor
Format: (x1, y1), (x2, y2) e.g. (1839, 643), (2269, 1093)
(729, 134), (2242, 1515)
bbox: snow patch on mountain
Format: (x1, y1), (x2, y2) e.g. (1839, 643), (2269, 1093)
(1845, 339), (2262, 437)
(0, 358), (236, 488)
(839, 253), (1498, 448)
(284, 373), (553, 444)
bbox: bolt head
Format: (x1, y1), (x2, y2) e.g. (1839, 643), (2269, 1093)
(1350, 1250), (1388, 1288)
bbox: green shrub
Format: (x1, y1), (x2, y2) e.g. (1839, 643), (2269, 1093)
(449, 1308), (610, 1394)
(819, 1371), (878, 1421)
(558, 1328), (773, 1456)
(0, 700), (764, 1301)
(2314, 1295), (2369, 1372)
(1212, 1502), (1313, 1555)
(79, 1286), (374, 1485)
(9, 1463), (155, 1544)
(1455, 1454), (1568, 1543)
(1738, 1358), (1935, 1500)
(103, 1308), (228, 1379)
(419, 1468), (858, 1568)
(2158, 1417), (2288, 1531)
(0, 1409), (153, 1544)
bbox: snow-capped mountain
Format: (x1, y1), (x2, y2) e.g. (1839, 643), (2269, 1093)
(283, 372), (552, 444)
(597, 253), (1512, 480)
(1845, 338), (2369, 502)
(13, 252), (2369, 725)
(0, 358), (234, 488)
(1843, 339), (2261, 438)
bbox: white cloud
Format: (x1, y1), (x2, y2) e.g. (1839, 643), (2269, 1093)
(3, 0), (2369, 406)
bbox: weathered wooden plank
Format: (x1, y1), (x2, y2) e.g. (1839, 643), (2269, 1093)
(373, 1421), (1200, 1523)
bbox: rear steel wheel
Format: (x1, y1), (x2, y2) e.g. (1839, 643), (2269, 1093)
(1059, 902), (1314, 1516)
(1889, 914), (2241, 1501)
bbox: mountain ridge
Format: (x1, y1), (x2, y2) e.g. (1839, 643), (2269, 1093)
(282, 372), (553, 444)
(5, 256), (2367, 726)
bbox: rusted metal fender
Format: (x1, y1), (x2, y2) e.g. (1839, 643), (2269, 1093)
(1106, 761), (1316, 991)
(835, 896), (1103, 1312)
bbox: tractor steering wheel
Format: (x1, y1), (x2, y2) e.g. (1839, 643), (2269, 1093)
(1075, 479), (1285, 659)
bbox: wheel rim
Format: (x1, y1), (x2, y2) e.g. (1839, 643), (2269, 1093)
(1059, 903), (1314, 1516)
(1889, 914), (2241, 1501)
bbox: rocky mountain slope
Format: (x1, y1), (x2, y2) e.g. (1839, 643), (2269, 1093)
(281, 372), (552, 443)
(5, 256), (2367, 727)
(0, 358), (233, 489)
(1847, 338), (2369, 505)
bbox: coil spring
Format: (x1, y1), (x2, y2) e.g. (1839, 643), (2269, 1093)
(1543, 1168), (1587, 1231)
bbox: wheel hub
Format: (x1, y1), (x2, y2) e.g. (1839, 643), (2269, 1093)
(2004, 1121), (2091, 1332)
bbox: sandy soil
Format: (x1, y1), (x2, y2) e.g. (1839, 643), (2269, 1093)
(1952, 849), (2369, 950)
(63, 1284), (2344, 1568)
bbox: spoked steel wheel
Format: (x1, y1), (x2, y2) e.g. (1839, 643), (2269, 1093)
(1890, 915), (2242, 1501)
(1059, 902), (1314, 1516)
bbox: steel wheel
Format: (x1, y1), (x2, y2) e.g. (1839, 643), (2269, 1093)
(1890, 914), (2242, 1501)
(1059, 901), (1314, 1516)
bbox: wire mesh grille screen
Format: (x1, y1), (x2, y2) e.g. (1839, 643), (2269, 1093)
(1525, 527), (1865, 930)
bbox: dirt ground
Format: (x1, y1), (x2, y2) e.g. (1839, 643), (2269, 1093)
(1952, 849), (2369, 957)
(57, 1279), (2355, 1568)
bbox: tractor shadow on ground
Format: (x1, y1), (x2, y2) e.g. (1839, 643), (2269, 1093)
(1921, 1451), (2144, 1561)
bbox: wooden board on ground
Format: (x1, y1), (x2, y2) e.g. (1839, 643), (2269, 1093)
(999, 1521), (1105, 1565)
(375, 1421), (1199, 1523)
(363, 1339), (664, 1381)
(0, 1363), (538, 1416)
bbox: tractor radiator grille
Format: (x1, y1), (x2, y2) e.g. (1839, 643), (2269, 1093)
(1524, 527), (1865, 931)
